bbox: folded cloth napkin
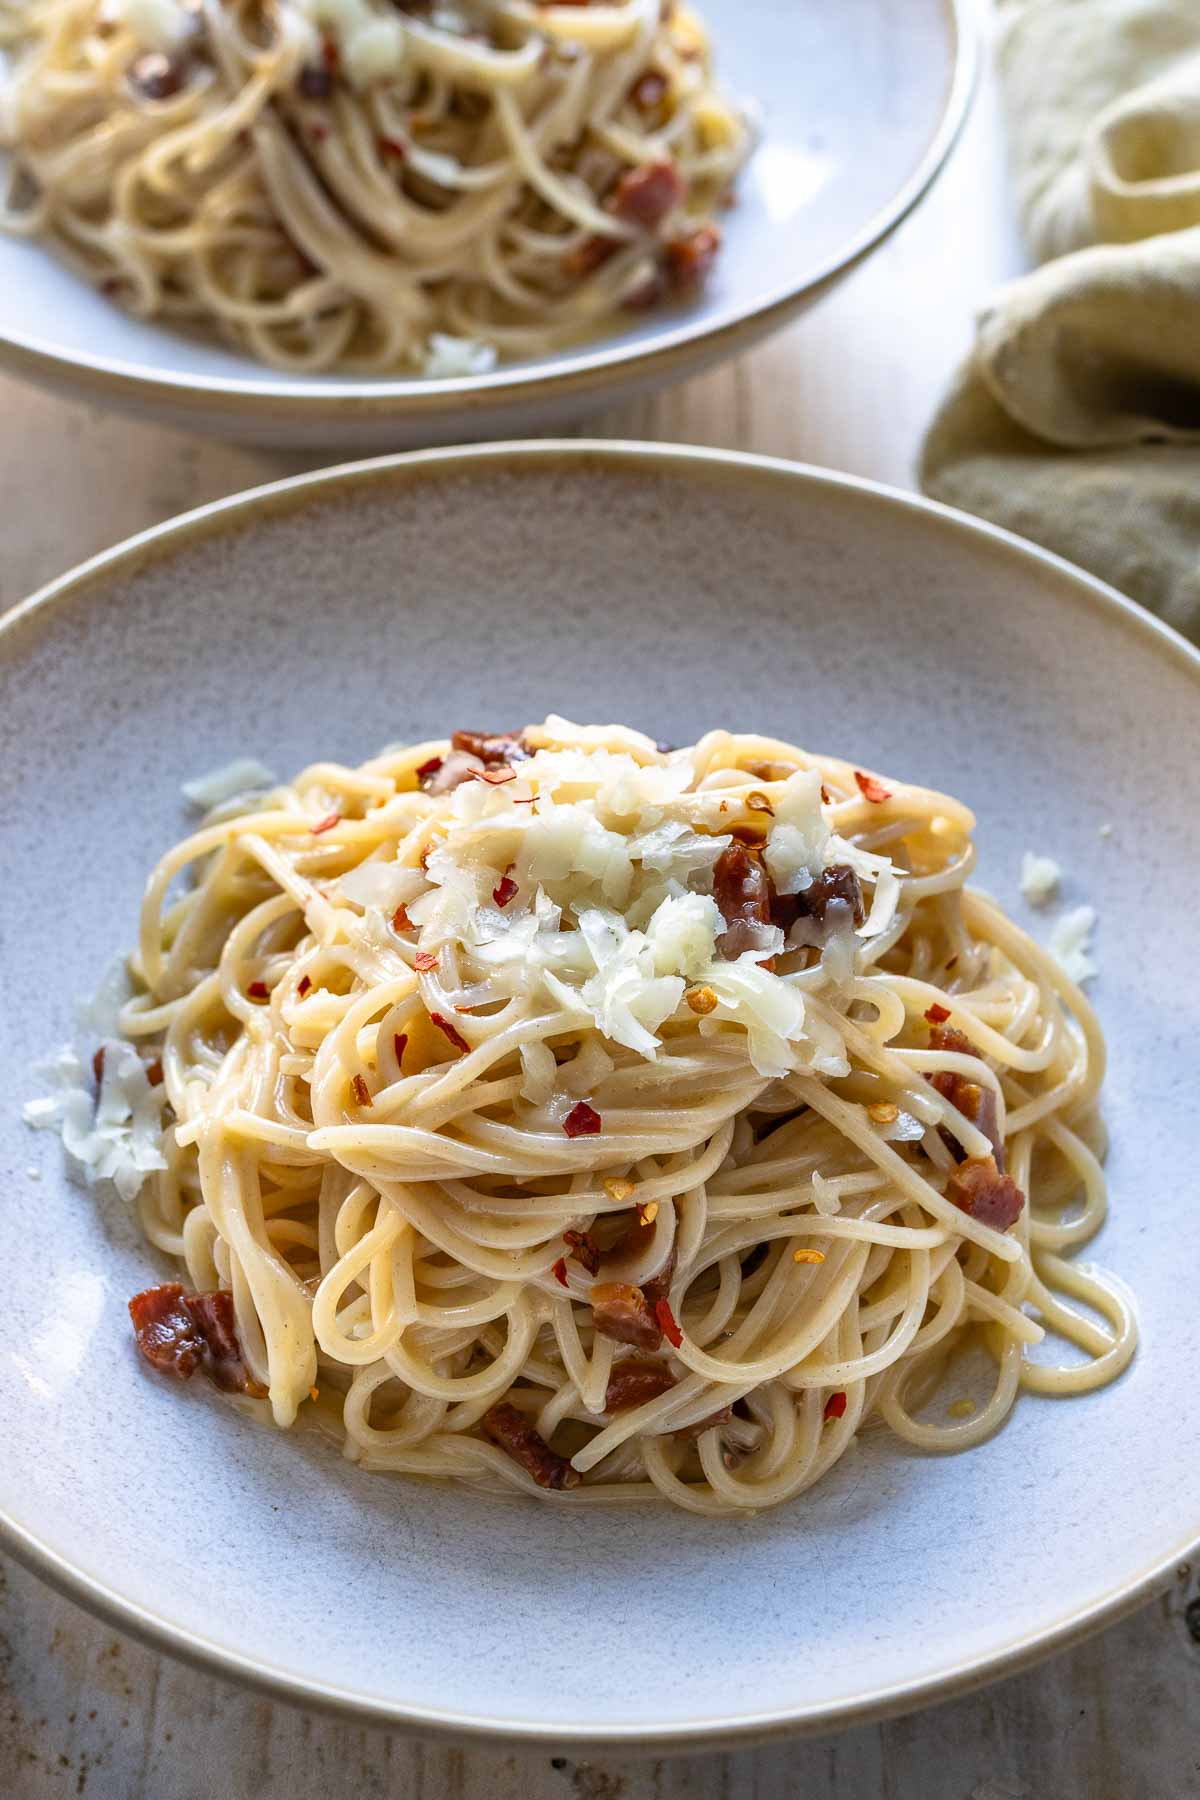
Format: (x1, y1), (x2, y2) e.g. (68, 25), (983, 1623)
(921, 0), (1200, 637)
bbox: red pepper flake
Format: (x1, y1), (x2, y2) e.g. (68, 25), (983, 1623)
(391, 904), (413, 933)
(378, 134), (406, 159)
(563, 1101), (602, 1139)
(414, 949), (439, 972)
(854, 770), (892, 804)
(92, 1046), (106, 1086)
(552, 1257), (569, 1288)
(415, 755), (443, 781)
(925, 1002), (952, 1024)
(297, 974), (312, 997)
(470, 765), (517, 786)
(492, 873), (519, 908)
(312, 811), (341, 835)
(563, 1228), (601, 1276)
(145, 1058), (163, 1087)
(655, 1297), (683, 1349)
(320, 33), (338, 70)
(248, 980), (269, 1000)
(310, 122), (329, 142)
(821, 784), (833, 804)
(393, 1032), (408, 1067)
(824, 1390), (848, 1422)
(351, 1074), (372, 1108)
(430, 1012), (470, 1054)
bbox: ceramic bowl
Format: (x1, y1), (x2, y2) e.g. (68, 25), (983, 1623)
(0, 1), (974, 448)
(2, 442), (1196, 1749)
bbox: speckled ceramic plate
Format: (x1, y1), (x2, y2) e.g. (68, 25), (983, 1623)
(1, 443), (1197, 1750)
(0, 0), (973, 449)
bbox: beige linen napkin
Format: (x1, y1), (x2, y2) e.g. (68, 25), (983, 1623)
(920, 0), (1200, 636)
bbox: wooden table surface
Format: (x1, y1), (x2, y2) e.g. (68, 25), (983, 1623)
(4, 25), (1199, 1798)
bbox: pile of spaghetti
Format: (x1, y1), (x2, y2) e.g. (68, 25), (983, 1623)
(0, 0), (752, 373)
(52, 719), (1136, 1515)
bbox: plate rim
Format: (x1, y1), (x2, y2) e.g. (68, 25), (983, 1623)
(3, 437), (1197, 1751)
(0, 0), (977, 422)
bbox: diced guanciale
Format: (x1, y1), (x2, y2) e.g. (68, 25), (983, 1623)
(928, 1024), (1004, 1167)
(591, 1281), (662, 1351)
(947, 1155), (1025, 1233)
(609, 159), (684, 228)
(605, 1359), (677, 1412)
(482, 1401), (580, 1490)
(564, 1228), (601, 1275)
(128, 1284), (250, 1393)
(664, 224), (721, 289)
(713, 842), (775, 959)
(450, 729), (528, 765)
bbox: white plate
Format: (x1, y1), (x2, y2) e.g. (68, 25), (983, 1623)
(2, 442), (1196, 1749)
(0, 1), (973, 448)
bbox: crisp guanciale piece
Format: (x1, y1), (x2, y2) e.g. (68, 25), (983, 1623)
(450, 729), (528, 765)
(928, 1024), (1005, 1167)
(128, 1284), (249, 1394)
(713, 842), (775, 959)
(664, 224), (722, 290)
(947, 1155), (1025, 1233)
(676, 1404), (732, 1442)
(564, 1228), (601, 1275)
(772, 862), (866, 934)
(605, 1359), (677, 1412)
(609, 159), (685, 228)
(482, 1402), (580, 1490)
(591, 1281), (663, 1351)
(128, 50), (188, 101)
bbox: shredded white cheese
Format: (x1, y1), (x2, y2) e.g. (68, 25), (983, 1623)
(1048, 905), (1098, 985)
(117, 0), (193, 52)
(23, 1040), (166, 1203)
(1019, 850), (1062, 906)
(422, 333), (499, 378)
(182, 757), (277, 811)
(297, 0), (408, 86)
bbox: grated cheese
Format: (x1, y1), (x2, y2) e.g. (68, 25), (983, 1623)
(118, 0), (193, 51)
(181, 757), (277, 811)
(23, 1039), (166, 1202)
(1048, 905), (1097, 985)
(1019, 850), (1061, 906)
(422, 334), (498, 378)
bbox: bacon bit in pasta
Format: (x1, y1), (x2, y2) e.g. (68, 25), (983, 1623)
(393, 1032), (408, 1067)
(793, 1248), (826, 1265)
(312, 812), (341, 835)
(925, 1002), (952, 1024)
(655, 1297), (683, 1349)
(492, 873), (519, 908)
(781, 863), (865, 930)
(470, 765), (518, 787)
(378, 134), (406, 159)
(854, 770), (892, 804)
(562, 232), (618, 280)
(591, 1282), (662, 1351)
(927, 1024), (1005, 1167)
(321, 34), (339, 71)
(564, 1228), (601, 1275)
(391, 904), (413, 933)
(685, 984), (719, 1015)
(143, 1058), (164, 1088)
(451, 729), (527, 765)
(676, 1404), (732, 1442)
(414, 949), (439, 972)
(637, 1201), (659, 1226)
(563, 1100), (602, 1138)
(630, 70), (668, 113)
(641, 1251), (676, 1310)
(415, 755), (443, 782)
(824, 1391), (848, 1422)
(128, 1283), (249, 1393)
(482, 1402), (581, 1491)
(351, 1074), (372, 1108)
(297, 974), (312, 996)
(664, 224), (721, 290)
(247, 980), (269, 1000)
(604, 1176), (637, 1203)
(605, 1359), (676, 1412)
(745, 791), (774, 815)
(430, 1012), (470, 1054)
(128, 50), (187, 101)
(867, 1101), (900, 1125)
(609, 158), (685, 228)
(92, 1046), (106, 1086)
(713, 842), (775, 959)
(552, 1257), (569, 1288)
(947, 1155), (1025, 1233)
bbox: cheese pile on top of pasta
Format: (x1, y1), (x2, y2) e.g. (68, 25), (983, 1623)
(29, 718), (1135, 1515)
(0, 0), (753, 374)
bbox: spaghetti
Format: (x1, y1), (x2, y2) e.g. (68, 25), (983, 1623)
(53, 720), (1136, 1515)
(0, 0), (752, 373)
